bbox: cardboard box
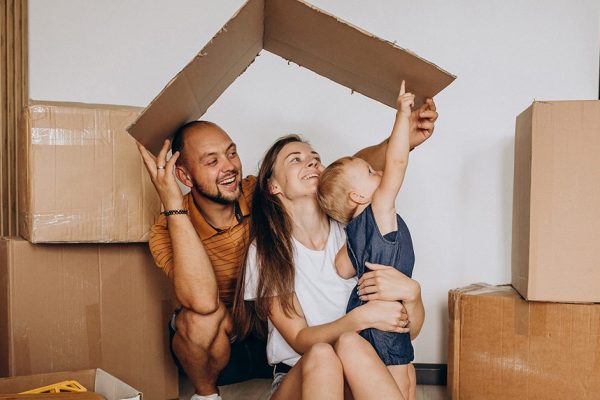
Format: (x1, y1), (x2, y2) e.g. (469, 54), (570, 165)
(18, 101), (161, 243)
(127, 0), (456, 155)
(0, 238), (178, 400)
(0, 369), (140, 399)
(512, 101), (600, 303)
(448, 284), (600, 400)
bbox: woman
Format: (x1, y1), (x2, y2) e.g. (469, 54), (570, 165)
(234, 135), (425, 399)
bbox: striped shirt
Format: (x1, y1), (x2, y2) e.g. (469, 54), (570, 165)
(149, 176), (256, 308)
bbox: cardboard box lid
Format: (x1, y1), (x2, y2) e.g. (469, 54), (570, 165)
(0, 369), (141, 399)
(128, 0), (456, 155)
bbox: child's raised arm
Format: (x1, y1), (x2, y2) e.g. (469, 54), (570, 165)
(371, 81), (414, 232)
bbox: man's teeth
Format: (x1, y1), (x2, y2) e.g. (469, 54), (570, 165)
(220, 177), (236, 185)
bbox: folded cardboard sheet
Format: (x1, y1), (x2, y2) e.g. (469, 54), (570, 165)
(0, 238), (178, 400)
(128, 0), (456, 155)
(448, 284), (600, 400)
(18, 101), (161, 243)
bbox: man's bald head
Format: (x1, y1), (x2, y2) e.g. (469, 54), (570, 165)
(171, 120), (227, 165)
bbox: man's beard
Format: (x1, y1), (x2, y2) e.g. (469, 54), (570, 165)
(192, 176), (242, 205)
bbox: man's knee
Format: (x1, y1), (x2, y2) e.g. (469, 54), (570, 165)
(175, 303), (231, 349)
(302, 343), (342, 374)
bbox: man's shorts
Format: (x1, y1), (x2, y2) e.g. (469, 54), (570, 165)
(168, 307), (272, 386)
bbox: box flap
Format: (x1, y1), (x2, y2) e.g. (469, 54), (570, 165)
(128, 0), (455, 155)
(94, 369), (141, 400)
(264, 0), (454, 109)
(128, 0), (265, 155)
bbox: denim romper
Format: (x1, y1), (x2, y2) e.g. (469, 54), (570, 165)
(345, 205), (415, 365)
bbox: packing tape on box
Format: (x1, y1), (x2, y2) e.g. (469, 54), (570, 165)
(26, 212), (115, 241)
(85, 304), (102, 367)
(31, 127), (113, 146)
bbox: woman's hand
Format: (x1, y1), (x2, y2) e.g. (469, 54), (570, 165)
(358, 262), (421, 302)
(352, 300), (410, 333)
(137, 139), (184, 210)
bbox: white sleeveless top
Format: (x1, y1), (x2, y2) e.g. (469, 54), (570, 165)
(243, 220), (357, 366)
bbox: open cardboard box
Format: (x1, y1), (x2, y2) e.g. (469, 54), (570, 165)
(0, 369), (141, 399)
(127, 0), (455, 154)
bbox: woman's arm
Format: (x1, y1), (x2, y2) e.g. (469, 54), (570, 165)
(269, 294), (409, 355)
(358, 262), (425, 340)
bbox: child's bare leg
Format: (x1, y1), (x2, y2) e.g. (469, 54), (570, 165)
(388, 364), (416, 400)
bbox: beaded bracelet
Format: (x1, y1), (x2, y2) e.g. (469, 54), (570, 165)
(161, 209), (189, 217)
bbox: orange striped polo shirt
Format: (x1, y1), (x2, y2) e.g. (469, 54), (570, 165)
(149, 176), (256, 308)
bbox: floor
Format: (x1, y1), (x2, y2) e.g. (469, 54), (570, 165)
(179, 377), (448, 400)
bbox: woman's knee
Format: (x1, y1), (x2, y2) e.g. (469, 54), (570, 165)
(302, 343), (342, 373)
(335, 331), (364, 354)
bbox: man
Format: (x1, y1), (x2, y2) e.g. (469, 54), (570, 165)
(137, 100), (438, 400)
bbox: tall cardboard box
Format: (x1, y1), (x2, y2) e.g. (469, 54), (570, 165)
(0, 238), (178, 400)
(448, 284), (600, 400)
(18, 101), (161, 243)
(512, 100), (600, 303)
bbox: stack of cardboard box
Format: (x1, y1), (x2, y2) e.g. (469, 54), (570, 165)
(2, 1), (460, 398)
(448, 101), (600, 399)
(0, 102), (178, 399)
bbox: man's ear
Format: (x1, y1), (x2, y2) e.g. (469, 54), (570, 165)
(349, 191), (368, 205)
(175, 166), (194, 189)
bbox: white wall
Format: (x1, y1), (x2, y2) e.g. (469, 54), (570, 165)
(30, 0), (600, 364)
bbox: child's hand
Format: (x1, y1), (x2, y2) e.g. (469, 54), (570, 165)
(396, 80), (415, 117)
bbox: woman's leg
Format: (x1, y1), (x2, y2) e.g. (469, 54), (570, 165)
(387, 365), (413, 400)
(335, 332), (405, 400)
(271, 342), (344, 400)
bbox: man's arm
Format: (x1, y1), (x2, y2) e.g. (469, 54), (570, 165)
(140, 140), (219, 315)
(354, 98), (438, 171)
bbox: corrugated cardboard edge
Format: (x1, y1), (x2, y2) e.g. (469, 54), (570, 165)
(511, 102), (534, 301)
(447, 283), (513, 399)
(16, 105), (32, 242)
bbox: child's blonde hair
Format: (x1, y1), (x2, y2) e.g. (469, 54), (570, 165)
(317, 156), (357, 224)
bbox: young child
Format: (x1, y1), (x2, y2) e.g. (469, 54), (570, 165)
(317, 81), (417, 400)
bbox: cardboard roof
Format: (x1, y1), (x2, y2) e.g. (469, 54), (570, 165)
(128, 0), (456, 155)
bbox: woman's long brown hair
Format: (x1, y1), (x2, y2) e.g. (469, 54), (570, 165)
(233, 135), (304, 339)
